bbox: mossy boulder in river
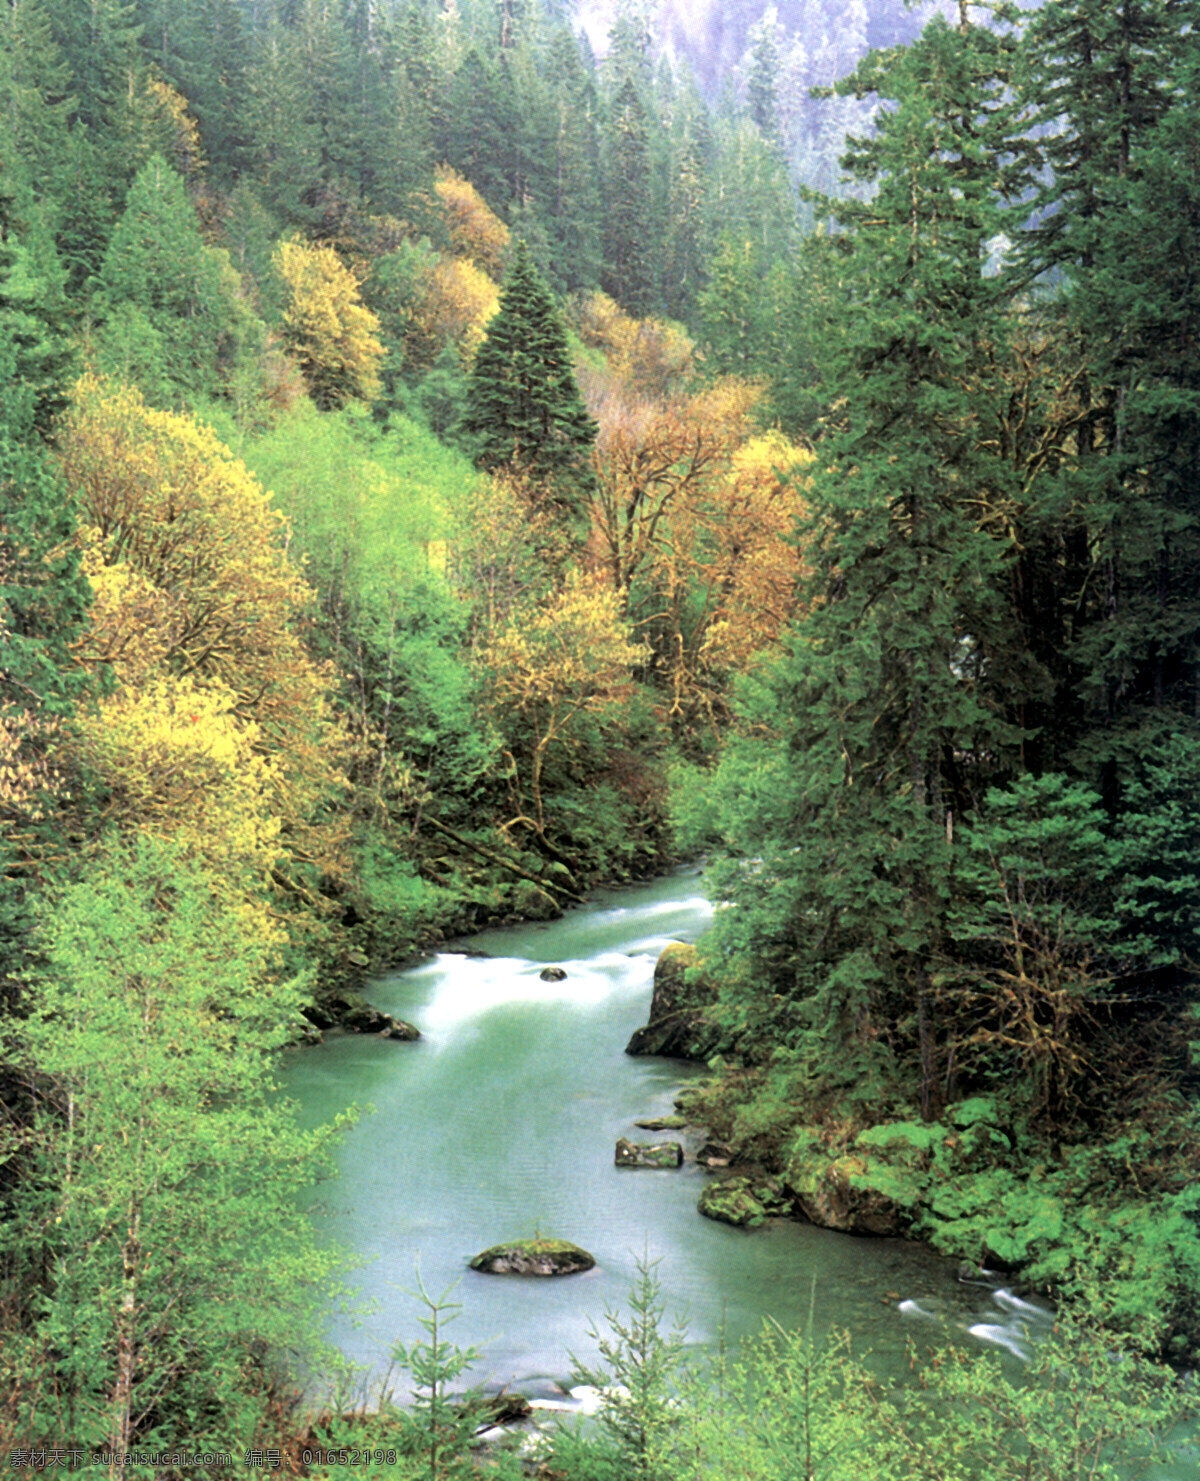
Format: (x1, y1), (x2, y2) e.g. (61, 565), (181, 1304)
(469, 1238), (595, 1276)
(698, 1175), (792, 1228)
(615, 1137), (684, 1168)
(625, 942), (727, 1060)
(783, 1140), (910, 1237)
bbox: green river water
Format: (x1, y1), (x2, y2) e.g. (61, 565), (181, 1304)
(285, 871), (1053, 1383)
(282, 868), (1196, 1474)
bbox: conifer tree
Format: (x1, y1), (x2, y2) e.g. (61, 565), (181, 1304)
(459, 239), (596, 520)
(0, 191), (73, 441)
(99, 154), (248, 399)
(541, 27), (603, 292)
(603, 75), (656, 315)
(699, 6), (1037, 1118)
(0, 0), (76, 191)
(1021, 0), (1200, 770)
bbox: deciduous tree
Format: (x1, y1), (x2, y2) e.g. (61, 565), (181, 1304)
(275, 235), (384, 408)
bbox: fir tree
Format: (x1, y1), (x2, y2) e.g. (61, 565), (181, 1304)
(98, 154), (251, 399)
(459, 239), (596, 521)
(603, 75), (656, 315)
(1021, 0), (1200, 771)
(699, 7), (1037, 1119)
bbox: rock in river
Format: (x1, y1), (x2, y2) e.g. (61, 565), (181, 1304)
(539, 966), (568, 981)
(615, 1137), (684, 1168)
(624, 942), (727, 1060)
(698, 1175), (793, 1228)
(469, 1238), (596, 1276)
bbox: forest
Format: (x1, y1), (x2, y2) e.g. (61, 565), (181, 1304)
(0, 0), (1198, 1474)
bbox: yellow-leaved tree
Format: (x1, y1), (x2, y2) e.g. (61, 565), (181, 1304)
(275, 237), (385, 408)
(478, 572), (644, 848)
(433, 165), (511, 280)
(60, 376), (351, 905)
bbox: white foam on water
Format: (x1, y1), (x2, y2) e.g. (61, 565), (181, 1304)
(968, 1323), (1032, 1362)
(992, 1288), (1054, 1324)
(898, 1299), (940, 1320)
(625, 896), (713, 920)
(411, 952), (649, 1036)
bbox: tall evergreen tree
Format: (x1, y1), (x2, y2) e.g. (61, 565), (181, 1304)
(603, 74), (656, 315)
(1021, 0), (1200, 774)
(459, 240), (596, 521)
(699, 6), (1037, 1118)
(49, 0), (142, 134)
(0, 0), (76, 193)
(746, 6), (781, 138)
(541, 26), (603, 292)
(98, 154), (253, 399)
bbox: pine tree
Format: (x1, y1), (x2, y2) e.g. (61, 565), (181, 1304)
(0, 0), (76, 191)
(661, 74), (712, 320)
(0, 190), (73, 441)
(98, 154), (250, 399)
(1021, 0), (1200, 771)
(746, 6), (781, 138)
(459, 239), (596, 521)
(49, 0), (142, 134)
(603, 75), (656, 315)
(700, 7), (1037, 1118)
(541, 26), (603, 292)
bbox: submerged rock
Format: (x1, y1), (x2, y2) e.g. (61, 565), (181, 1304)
(625, 942), (726, 1060)
(635, 1114), (688, 1131)
(469, 1238), (595, 1276)
(615, 1137), (684, 1168)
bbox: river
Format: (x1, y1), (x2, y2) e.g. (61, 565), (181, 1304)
(281, 866), (1072, 1405)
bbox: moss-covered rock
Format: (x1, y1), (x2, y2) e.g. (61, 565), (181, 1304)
(699, 1178), (767, 1228)
(614, 1137), (684, 1168)
(305, 990), (421, 1040)
(698, 1175), (791, 1228)
(625, 942), (727, 1060)
(783, 1146), (910, 1237)
(469, 1238), (595, 1276)
(635, 1114), (688, 1130)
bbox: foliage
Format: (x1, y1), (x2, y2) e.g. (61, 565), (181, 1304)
(567, 1253), (688, 1481)
(1, 835), (347, 1456)
(478, 571), (643, 846)
(276, 237), (385, 409)
(433, 165), (511, 280)
(460, 240), (597, 522)
(59, 376), (352, 894)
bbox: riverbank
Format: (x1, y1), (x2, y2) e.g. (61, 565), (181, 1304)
(641, 943), (1200, 1367)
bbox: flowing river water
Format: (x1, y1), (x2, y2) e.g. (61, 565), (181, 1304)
(282, 868), (1071, 1401)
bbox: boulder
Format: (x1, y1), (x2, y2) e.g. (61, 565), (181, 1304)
(478, 1392), (532, 1425)
(307, 990), (421, 1041)
(624, 942), (726, 1060)
(539, 966), (568, 981)
(615, 1137), (684, 1168)
(635, 1114), (688, 1131)
(699, 1174), (793, 1228)
(783, 1149), (906, 1237)
(695, 1142), (734, 1168)
(469, 1238), (595, 1276)
(381, 1017), (421, 1040)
